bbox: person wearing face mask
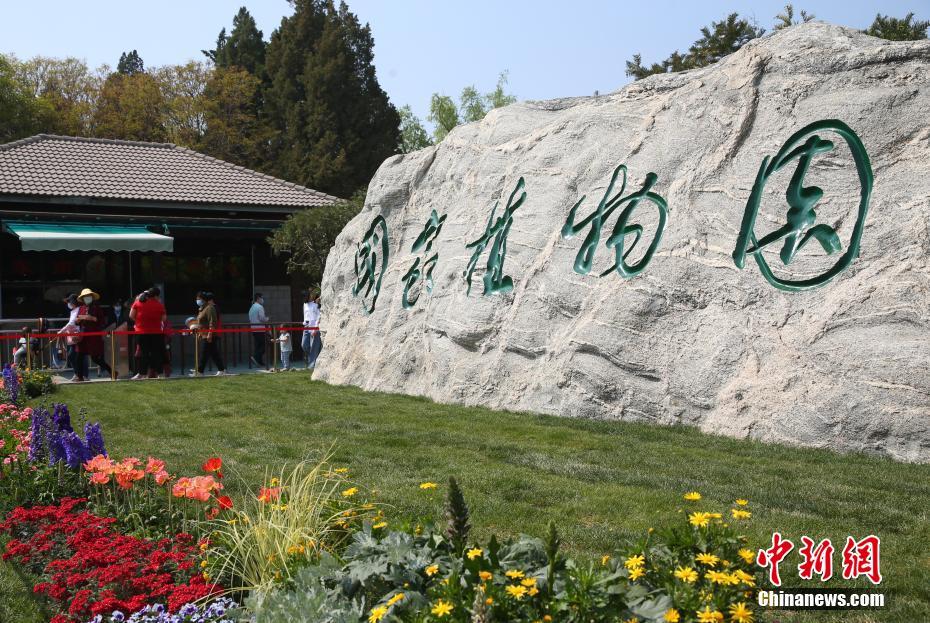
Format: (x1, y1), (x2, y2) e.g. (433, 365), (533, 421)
(57, 293), (86, 382)
(248, 292), (269, 368)
(194, 291), (227, 376)
(75, 288), (113, 379)
(129, 287), (167, 379)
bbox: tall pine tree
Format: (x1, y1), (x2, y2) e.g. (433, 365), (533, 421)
(263, 0), (400, 197)
(204, 7), (267, 76)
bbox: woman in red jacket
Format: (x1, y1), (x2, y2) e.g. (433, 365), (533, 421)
(76, 288), (113, 379)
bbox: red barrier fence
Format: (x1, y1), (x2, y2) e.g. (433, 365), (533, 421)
(0, 323), (321, 378)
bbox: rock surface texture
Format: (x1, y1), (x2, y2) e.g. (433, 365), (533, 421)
(316, 23), (930, 462)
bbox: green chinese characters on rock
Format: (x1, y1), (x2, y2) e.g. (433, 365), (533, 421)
(463, 177), (527, 295)
(562, 164), (669, 279)
(352, 215), (389, 313)
(733, 119), (874, 291)
(401, 209), (447, 308)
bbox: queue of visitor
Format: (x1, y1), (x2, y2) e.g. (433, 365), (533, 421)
(11, 287), (324, 383)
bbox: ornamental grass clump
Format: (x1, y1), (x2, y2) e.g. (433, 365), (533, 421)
(206, 458), (375, 593)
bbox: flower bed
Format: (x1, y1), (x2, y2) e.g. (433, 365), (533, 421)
(1, 392), (763, 622)
(1, 498), (220, 622)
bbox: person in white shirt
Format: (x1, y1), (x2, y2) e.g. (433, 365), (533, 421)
(301, 290), (323, 369)
(277, 331), (293, 370)
(248, 293), (269, 367)
(58, 293), (87, 382)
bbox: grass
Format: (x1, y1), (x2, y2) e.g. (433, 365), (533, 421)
(4, 373), (929, 622)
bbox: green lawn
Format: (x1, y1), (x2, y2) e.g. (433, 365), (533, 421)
(4, 374), (929, 622)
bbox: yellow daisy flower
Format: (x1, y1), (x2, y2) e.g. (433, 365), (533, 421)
(341, 487), (358, 497)
(479, 570), (493, 581)
(673, 565), (697, 583)
(729, 602), (754, 623)
(696, 606), (724, 622)
(505, 569), (525, 579)
(419, 481), (438, 489)
(425, 564), (439, 576)
(368, 605), (388, 623)
(601, 554), (611, 566)
(731, 509), (752, 520)
(506, 584), (528, 599)
(625, 554), (645, 570)
(431, 600), (453, 617)
(663, 608), (680, 623)
(735, 499), (749, 506)
(696, 552), (720, 567)
(689, 512), (711, 528)
(628, 566), (645, 581)
(387, 593), (405, 606)
(683, 491), (702, 501)
(738, 548), (756, 564)
(466, 547), (483, 560)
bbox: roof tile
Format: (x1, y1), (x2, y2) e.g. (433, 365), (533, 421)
(0, 135), (341, 209)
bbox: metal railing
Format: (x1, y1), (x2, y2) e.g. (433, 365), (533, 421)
(0, 321), (318, 378)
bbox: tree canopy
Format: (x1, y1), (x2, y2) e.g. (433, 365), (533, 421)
(203, 7), (267, 75)
(774, 4), (815, 30)
(865, 13), (929, 41)
(626, 13), (765, 80)
(262, 0), (400, 198)
(116, 50), (144, 75)
(268, 190), (366, 283)
(426, 71), (515, 142)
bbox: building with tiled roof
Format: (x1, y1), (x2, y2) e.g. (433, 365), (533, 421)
(0, 134), (338, 325)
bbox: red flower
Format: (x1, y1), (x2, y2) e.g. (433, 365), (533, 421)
(201, 457), (222, 473)
(216, 495), (233, 510)
(1, 499), (223, 622)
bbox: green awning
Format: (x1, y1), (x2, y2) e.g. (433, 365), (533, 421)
(4, 222), (173, 252)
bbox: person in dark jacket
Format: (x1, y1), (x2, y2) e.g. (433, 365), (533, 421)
(194, 291), (226, 376)
(76, 288), (113, 379)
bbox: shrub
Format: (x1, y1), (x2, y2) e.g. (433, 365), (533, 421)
(20, 368), (55, 399)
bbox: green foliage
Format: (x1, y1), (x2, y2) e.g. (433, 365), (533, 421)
(199, 66), (270, 168)
(154, 61), (210, 147)
(205, 7), (267, 75)
(92, 71), (169, 142)
(443, 476), (471, 554)
(774, 4), (815, 30)
(12, 55), (100, 136)
(116, 50), (145, 75)
(18, 369), (54, 400)
(398, 105), (433, 153)
(626, 13), (764, 79)
(427, 93), (460, 142)
(0, 55), (53, 142)
(263, 0), (401, 197)
(244, 486), (762, 622)
(268, 191), (364, 284)
(428, 72), (516, 142)
(865, 12), (929, 41)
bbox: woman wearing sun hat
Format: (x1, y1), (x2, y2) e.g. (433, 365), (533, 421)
(76, 287), (113, 380)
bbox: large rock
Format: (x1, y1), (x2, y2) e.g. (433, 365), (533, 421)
(316, 22), (930, 462)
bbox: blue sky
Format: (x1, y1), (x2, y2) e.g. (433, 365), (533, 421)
(1, 0), (923, 130)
